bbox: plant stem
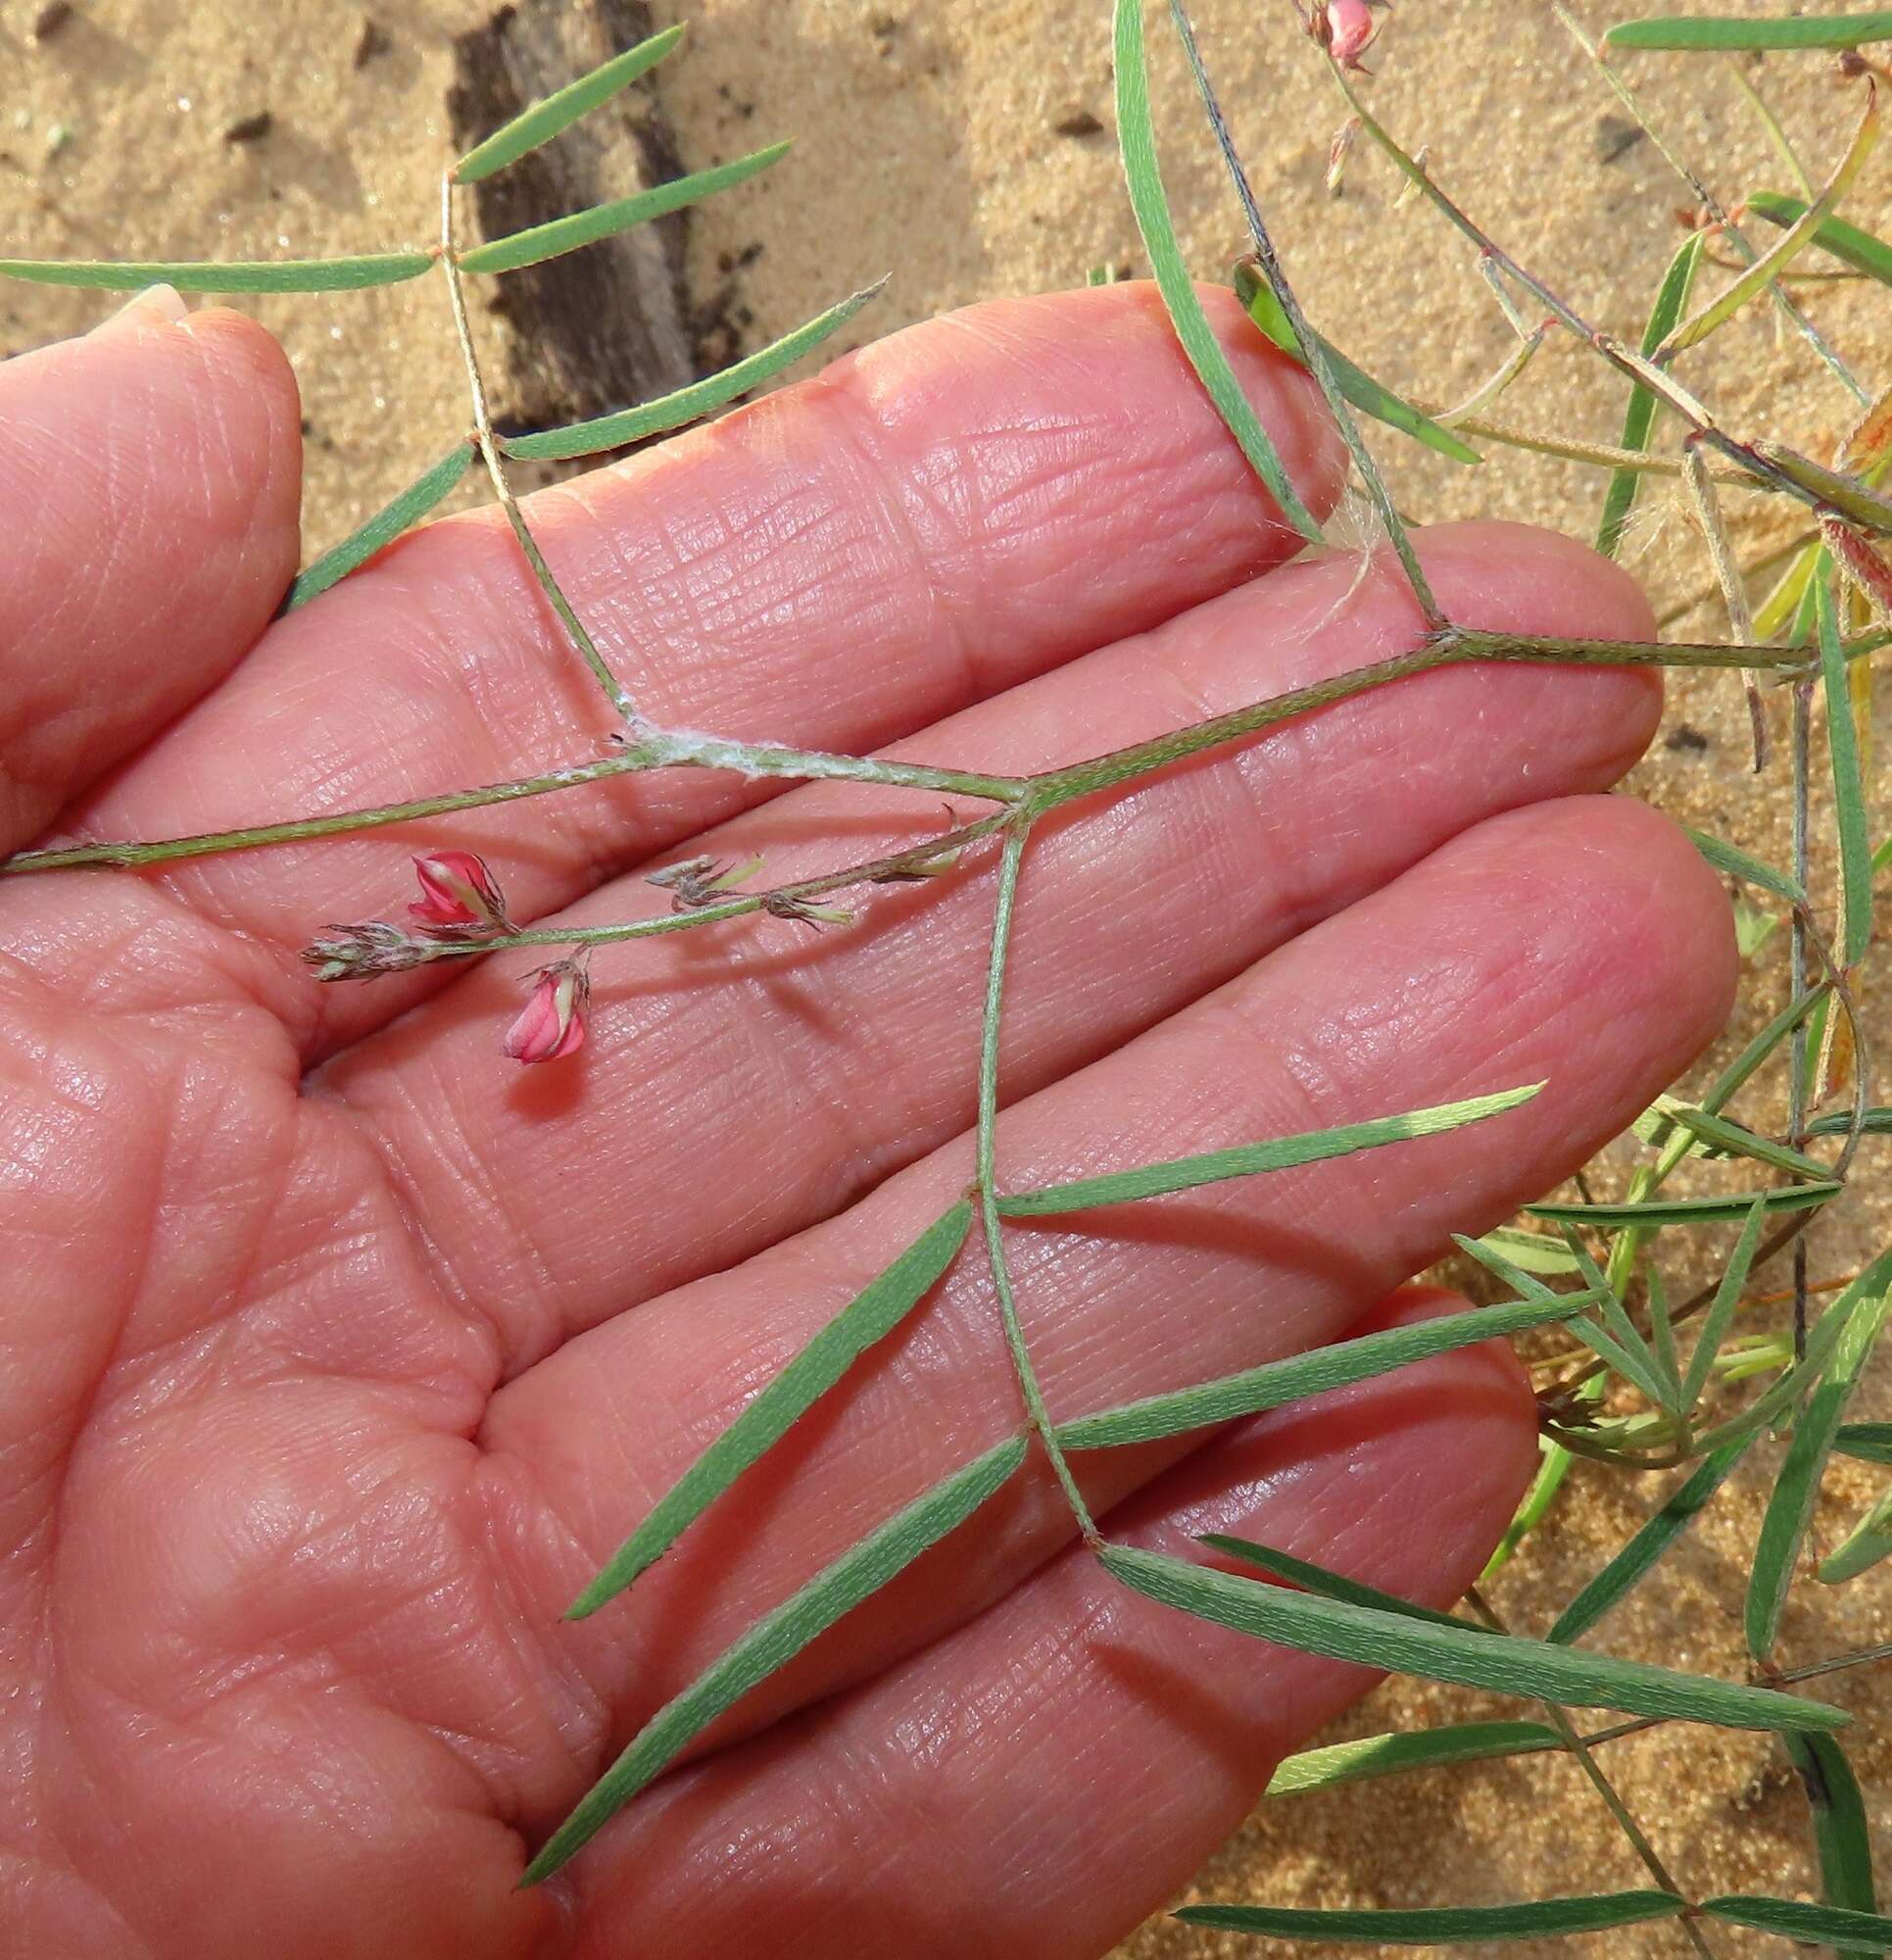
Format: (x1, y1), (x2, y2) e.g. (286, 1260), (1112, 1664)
(1028, 627), (1814, 809)
(1, 746), (1027, 877)
(1323, 55), (1831, 513)
(1168, 0), (1444, 628)
(314, 809), (1012, 968)
(977, 823), (1099, 1543)
(439, 173), (643, 726)
(1467, 1590), (1716, 1959)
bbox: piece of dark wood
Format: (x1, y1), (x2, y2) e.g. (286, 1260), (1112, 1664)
(447, 0), (697, 451)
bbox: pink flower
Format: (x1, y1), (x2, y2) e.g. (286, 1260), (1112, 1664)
(1324, 0), (1381, 71)
(504, 956), (590, 1065)
(409, 850), (509, 936)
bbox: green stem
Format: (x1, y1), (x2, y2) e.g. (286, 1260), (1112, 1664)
(439, 174), (641, 726)
(6, 629), (1829, 883)
(1028, 628), (1814, 809)
(308, 810), (1011, 972)
(1466, 1590), (1716, 1959)
(978, 824), (1099, 1542)
(2, 747), (1026, 878)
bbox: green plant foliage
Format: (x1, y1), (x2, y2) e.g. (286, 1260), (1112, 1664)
(1232, 261), (1480, 465)
(999, 1086), (1540, 1217)
(287, 443), (476, 611)
(1784, 1732), (1880, 1946)
(1606, 14), (1892, 53)
(0, 252), (433, 292)
(1747, 192), (1892, 287)
(1598, 234), (1704, 559)
(1100, 1544), (1846, 1732)
(452, 24), (686, 183)
(458, 141), (790, 275)
(565, 1203), (974, 1619)
(1265, 1722), (1563, 1797)
(524, 1438), (1028, 1884)
(1174, 1892), (1687, 1943)
(502, 282), (886, 461)
(1110, 0), (1324, 544)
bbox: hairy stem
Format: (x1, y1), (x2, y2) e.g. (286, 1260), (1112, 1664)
(440, 174), (643, 726)
(978, 823), (1100, 1542)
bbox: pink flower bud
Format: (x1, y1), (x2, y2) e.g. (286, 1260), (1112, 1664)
(1324, 0), (1381, 71)
(504, 956), (590, 1065)
(410, 850), (509, 935)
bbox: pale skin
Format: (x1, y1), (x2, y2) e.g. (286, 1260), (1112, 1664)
(0, 279), (1737, 1958)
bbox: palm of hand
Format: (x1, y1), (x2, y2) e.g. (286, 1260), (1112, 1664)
(1, 285), (1732, 1959)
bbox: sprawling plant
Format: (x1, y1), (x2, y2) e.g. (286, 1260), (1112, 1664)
(5, 3), (1891, 1947)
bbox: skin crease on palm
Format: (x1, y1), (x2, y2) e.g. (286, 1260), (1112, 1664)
(0, 275), (1740, 1960)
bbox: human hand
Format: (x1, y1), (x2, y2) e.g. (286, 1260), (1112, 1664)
(0, 280), (1734, 1958)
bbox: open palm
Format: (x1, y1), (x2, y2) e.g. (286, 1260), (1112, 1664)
(1, 282), (1734, 1958)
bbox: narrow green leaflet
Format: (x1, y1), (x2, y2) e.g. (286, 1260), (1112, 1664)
(1835, 1422), (1892, 1464)
(1811, 1108), (1892, 1141)
(1200, 1536), (1476, 1635)
(1820, 1477), (1892, 1583)
(0, 252), (432, 293)
(523, 1437), (1026, 1884)
(1643, 1100), (1831, 1180)
(1784, 1732), (1880, 1944)
(1111, 0), (1323, 544)
(1747, 1284), (1892, 1658)
(453, 24), (686, 183)
(460, 142), (790, 276)
(1528, 1184), (1839, 1228)
(1100, 1544), (1846, 1732)
(1703, 1896), (1892, 1950)
(1480, 1436), (1577, 1582)
(1598, 233), (1705, 560)
(1819, 579), (1875, 967)
(1232, 261), (1480, 466)
(1175, 1893), (1686, 1944)
(1678, 1200), (1769, 1416)
(1556, 1226), (1678, 1410)
(1748, 192), (1892, 287)
(1606, 15), (1892, 52)
(285, 442), (475, 611)
(503, 282), (886, 461)
(1053, 1289), (1598, 1451)
(1685, 825), (1806, 904)
(1549, 1437), (1755, 1645)
(1265, 1722), (1561, 1797)
(999, 1085), (1541, 1218)
(1471, 1227), (1579, 1276)
(565, 1203), (973, 1619)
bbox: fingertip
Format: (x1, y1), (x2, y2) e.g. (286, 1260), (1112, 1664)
(0, 293), (304, 846)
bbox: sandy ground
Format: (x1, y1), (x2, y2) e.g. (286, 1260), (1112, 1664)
(5, 2), (1890, 1954)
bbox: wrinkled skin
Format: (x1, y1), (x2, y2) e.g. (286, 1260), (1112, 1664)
(0, 282), (1735, 1959)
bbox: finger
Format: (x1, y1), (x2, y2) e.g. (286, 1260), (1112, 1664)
(332, 522), (1663, 1372)
(0, 291), (301, 852)
(479, 793), (1734, 1798)
(60, 282), (1341, 1041)
(549, 1289), (1537, 1955)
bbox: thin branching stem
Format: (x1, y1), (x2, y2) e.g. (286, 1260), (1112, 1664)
(6, 630), (1822, 881)
(1551, 3), (1869, 408)
(1173, 0), (1444, 626)
(1466, 1590), (1717, 1959)
(439, 174), (644, 726)
(977, 823), (1099, 1543)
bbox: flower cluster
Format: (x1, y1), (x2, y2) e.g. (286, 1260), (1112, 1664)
(302, 853), (592, 1066)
